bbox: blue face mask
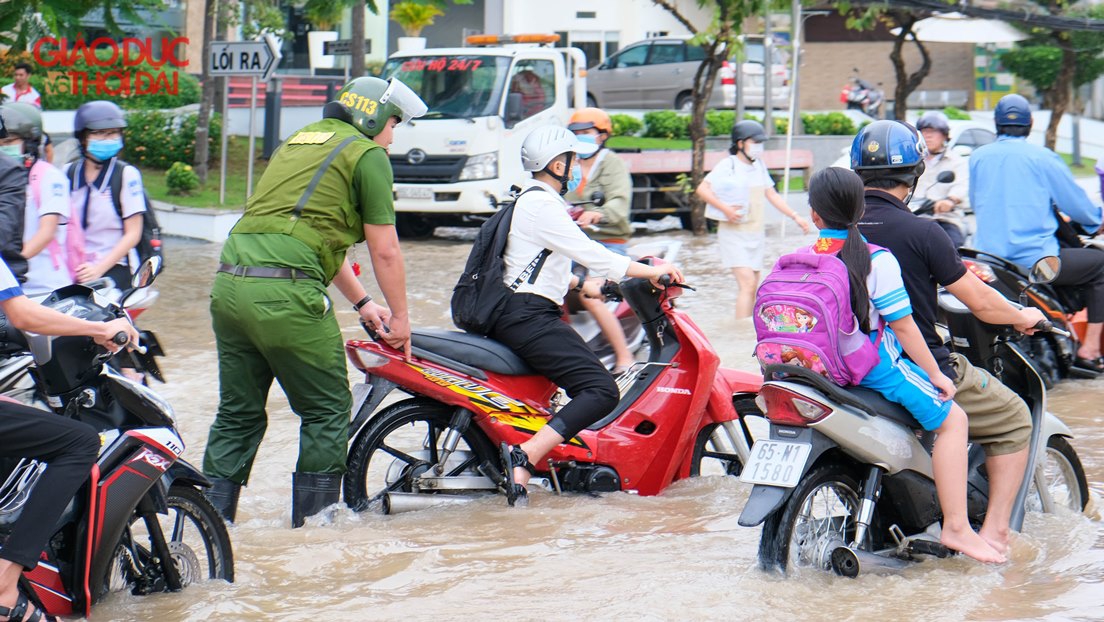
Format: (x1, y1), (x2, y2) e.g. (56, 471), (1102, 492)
(87, 137), (123, 161)
(565, 163), (583, 193)
(576, 134), (599, 158)
(0, 144), (22, 159)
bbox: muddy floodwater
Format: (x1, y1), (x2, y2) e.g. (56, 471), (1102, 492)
(96, 227), (1104, 621)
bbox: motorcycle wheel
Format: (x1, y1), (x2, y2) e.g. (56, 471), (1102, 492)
(758, 463), (863, 573)
(689, 398), (760, 477)
(1026, 436), (1089, 513)
(344, 398), (497, 512)
(106, 485), (234, 596)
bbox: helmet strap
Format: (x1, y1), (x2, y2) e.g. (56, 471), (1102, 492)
(543, 152), (574, 196)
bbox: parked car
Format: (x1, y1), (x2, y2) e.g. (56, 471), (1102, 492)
(585, 36), (789, 112)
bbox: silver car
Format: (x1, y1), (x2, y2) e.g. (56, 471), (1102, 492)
(585, 36), (789, 111)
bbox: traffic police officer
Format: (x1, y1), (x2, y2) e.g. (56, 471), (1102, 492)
(202, 76), (426, 528)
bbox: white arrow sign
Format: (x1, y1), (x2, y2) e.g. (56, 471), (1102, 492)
(209, 34), (281, 81)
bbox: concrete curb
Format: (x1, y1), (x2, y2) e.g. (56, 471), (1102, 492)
(152, 200), (241, 243)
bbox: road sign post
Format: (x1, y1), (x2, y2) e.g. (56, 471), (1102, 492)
(209, 34), (281, 205)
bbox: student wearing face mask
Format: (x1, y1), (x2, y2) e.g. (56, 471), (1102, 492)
(0, 102), (73, 296)
(494, 125), (683, 506)
(63, 100), (145, 286)
(695, 120), (812, 319)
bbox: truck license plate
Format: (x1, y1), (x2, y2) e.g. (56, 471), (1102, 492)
(396, 186), (434, 200)
(740, 440), (812, 488)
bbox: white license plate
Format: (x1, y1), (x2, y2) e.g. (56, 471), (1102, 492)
(396, 186), (434, 200)
(740, 440), (812, 488)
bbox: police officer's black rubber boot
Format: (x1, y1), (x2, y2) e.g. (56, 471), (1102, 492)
(205, 478), (241, 523)
(291, 472), (342, 528)
(500, 443), (530, 508)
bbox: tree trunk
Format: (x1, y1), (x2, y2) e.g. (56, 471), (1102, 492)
(1045, 43), (1076, 151)
(887, 13), (931, 122)
(194, 0), (218, 184)
(351, 2), (366, 78)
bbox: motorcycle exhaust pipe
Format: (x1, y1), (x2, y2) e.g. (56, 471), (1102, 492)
(382, 492), (477, 515)
(829, 545), (912, 578)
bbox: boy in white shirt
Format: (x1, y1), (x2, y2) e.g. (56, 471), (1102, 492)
(493, 125), (683, 506)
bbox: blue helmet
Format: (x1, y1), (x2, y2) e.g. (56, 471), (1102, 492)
(995, 93), (1032, 127)
(850, 120), (927, 186)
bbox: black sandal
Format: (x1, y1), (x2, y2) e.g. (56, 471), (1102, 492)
(0, 591), (53, 622)
(500, 442), (530, 507)
(1074, 355), (1104, 373)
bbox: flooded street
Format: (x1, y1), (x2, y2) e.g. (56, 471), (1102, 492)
(96, 228), (1104, 621)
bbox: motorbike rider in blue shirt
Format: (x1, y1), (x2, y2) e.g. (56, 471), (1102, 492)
(969, 93), (1104, 369)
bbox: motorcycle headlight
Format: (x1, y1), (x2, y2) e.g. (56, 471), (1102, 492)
(459, 152), (498, 181)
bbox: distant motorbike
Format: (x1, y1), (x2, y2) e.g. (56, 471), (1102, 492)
(911, 171), (969, 248)
(739, 256), (1088, 576)
(0, 257), (233, 617)
(342, 265), (763, 514)
(840, 68), (884, 118)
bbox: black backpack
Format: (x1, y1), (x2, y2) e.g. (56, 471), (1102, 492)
(68, 158), (164, 267)
(451, 187), (549, 334)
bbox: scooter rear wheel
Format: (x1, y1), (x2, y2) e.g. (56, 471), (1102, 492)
(344, 398), (497, 512)
(758, 463), (864, 573)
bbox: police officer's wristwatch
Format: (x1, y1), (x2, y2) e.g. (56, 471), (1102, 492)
(352, 295), (373, 312)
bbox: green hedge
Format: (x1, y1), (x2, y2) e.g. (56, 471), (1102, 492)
(609, 113), (643, 137)
(642, 111), (690, 139)
(123, 111), (221, 170)
(640, 109), (857, 139)
(798, 111), (856, 136)
(0, 50), (199, 110)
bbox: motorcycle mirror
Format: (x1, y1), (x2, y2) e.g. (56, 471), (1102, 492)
(1029, 256), (1061, 285)
(120, 256), (162, 309)
(936, 171), (955, 184)
(590, 190), (605, 207)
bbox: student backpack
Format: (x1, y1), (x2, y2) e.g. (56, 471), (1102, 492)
(451, 187), (550, 335)
(753, 246), (885, 386)
(67, 158), (164, 268)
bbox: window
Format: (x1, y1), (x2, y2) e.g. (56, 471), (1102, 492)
(686, 44), (707, 62)
(508, 59), (556, 122)
(611, 44), (648, 69)
(647, 42), (684, 65)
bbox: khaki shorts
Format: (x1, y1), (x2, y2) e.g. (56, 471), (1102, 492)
(950, 353), (1032, 456)
(716, 224), (765, 270)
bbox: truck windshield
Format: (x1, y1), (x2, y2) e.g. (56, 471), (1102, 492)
(382, 55), (511, 120)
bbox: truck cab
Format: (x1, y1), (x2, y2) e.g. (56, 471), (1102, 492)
(382, 34), (586, 237)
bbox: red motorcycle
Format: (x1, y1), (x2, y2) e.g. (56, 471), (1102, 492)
(342, 267), (762, 513)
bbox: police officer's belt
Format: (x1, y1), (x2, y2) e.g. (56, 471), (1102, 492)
(217, 263), (316, 280)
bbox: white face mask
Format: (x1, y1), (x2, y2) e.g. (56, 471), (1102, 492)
(746, 143), (765, 159)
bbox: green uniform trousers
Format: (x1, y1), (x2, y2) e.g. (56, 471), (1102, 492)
(203, 273), (351, 484)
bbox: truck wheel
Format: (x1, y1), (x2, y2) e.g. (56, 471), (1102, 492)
(396, 213), (437, 239)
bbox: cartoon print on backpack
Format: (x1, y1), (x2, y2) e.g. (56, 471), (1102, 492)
(758, 304), (818, 333)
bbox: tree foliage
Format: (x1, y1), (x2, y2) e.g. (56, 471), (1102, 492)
(0, 0), (165, 51)
(1000, 2), (1104, 149)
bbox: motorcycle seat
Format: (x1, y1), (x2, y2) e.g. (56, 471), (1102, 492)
(763, 364), (922, 430)
(839, 386), (924, 430)
(411, 329), (535, 376)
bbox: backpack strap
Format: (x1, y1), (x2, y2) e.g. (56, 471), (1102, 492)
(505, 186), (552, 288)
(293, 136), (360, 220)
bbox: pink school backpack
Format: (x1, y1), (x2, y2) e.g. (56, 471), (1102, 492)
(753, 245), (886, 386)
(30, 162), (84, 281)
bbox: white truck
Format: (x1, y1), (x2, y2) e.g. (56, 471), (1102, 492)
(380, 34), (587, 237)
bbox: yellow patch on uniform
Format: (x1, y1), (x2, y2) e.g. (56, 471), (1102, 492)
(288, 131), (336, 145)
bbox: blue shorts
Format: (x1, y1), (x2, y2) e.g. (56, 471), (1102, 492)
(859, 327), (952, 431)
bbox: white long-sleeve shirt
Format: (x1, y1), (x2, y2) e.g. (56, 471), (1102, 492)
(502, 180), (632, 305)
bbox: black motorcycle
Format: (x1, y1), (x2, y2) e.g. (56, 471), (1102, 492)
(0, 257), (233, 618)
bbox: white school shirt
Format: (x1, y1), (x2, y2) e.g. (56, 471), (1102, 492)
(701, 155), (773, 226)
(1, 83), (42, 108)
(0, 258), (23, 302)
(502, 179), (632, 305)
(23, 160), (71, 295)
(65, 159), (146, 269)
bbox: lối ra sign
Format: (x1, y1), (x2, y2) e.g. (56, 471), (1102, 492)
(209, 33), (281, 81)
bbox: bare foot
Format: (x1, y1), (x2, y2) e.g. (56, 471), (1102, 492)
(942, 523), (1007, 563)
(978, 526), (1011, 555)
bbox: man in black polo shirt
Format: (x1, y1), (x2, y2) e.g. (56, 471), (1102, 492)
(851, 120), (1047, 555)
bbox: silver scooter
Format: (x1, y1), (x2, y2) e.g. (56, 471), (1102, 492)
(738, 256), (1090, 576)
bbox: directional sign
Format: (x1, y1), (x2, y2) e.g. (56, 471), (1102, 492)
(323, 39), (373, 57)
(209, 34), (281, 81)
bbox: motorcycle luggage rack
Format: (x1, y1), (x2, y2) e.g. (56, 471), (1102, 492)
(0, 458), (46, 518)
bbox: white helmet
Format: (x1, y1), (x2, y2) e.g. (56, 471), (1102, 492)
(520, 125), (599, 172)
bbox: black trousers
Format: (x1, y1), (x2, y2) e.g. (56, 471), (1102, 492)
(1055, 248), (1104, 323)
(104, 263), (133, 289)
(0, 403), (99, 569)
(491, 294), (620, 440)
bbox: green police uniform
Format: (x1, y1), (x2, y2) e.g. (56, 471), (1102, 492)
(203, 118), (394, 485)
(564, 150), (633, 243)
